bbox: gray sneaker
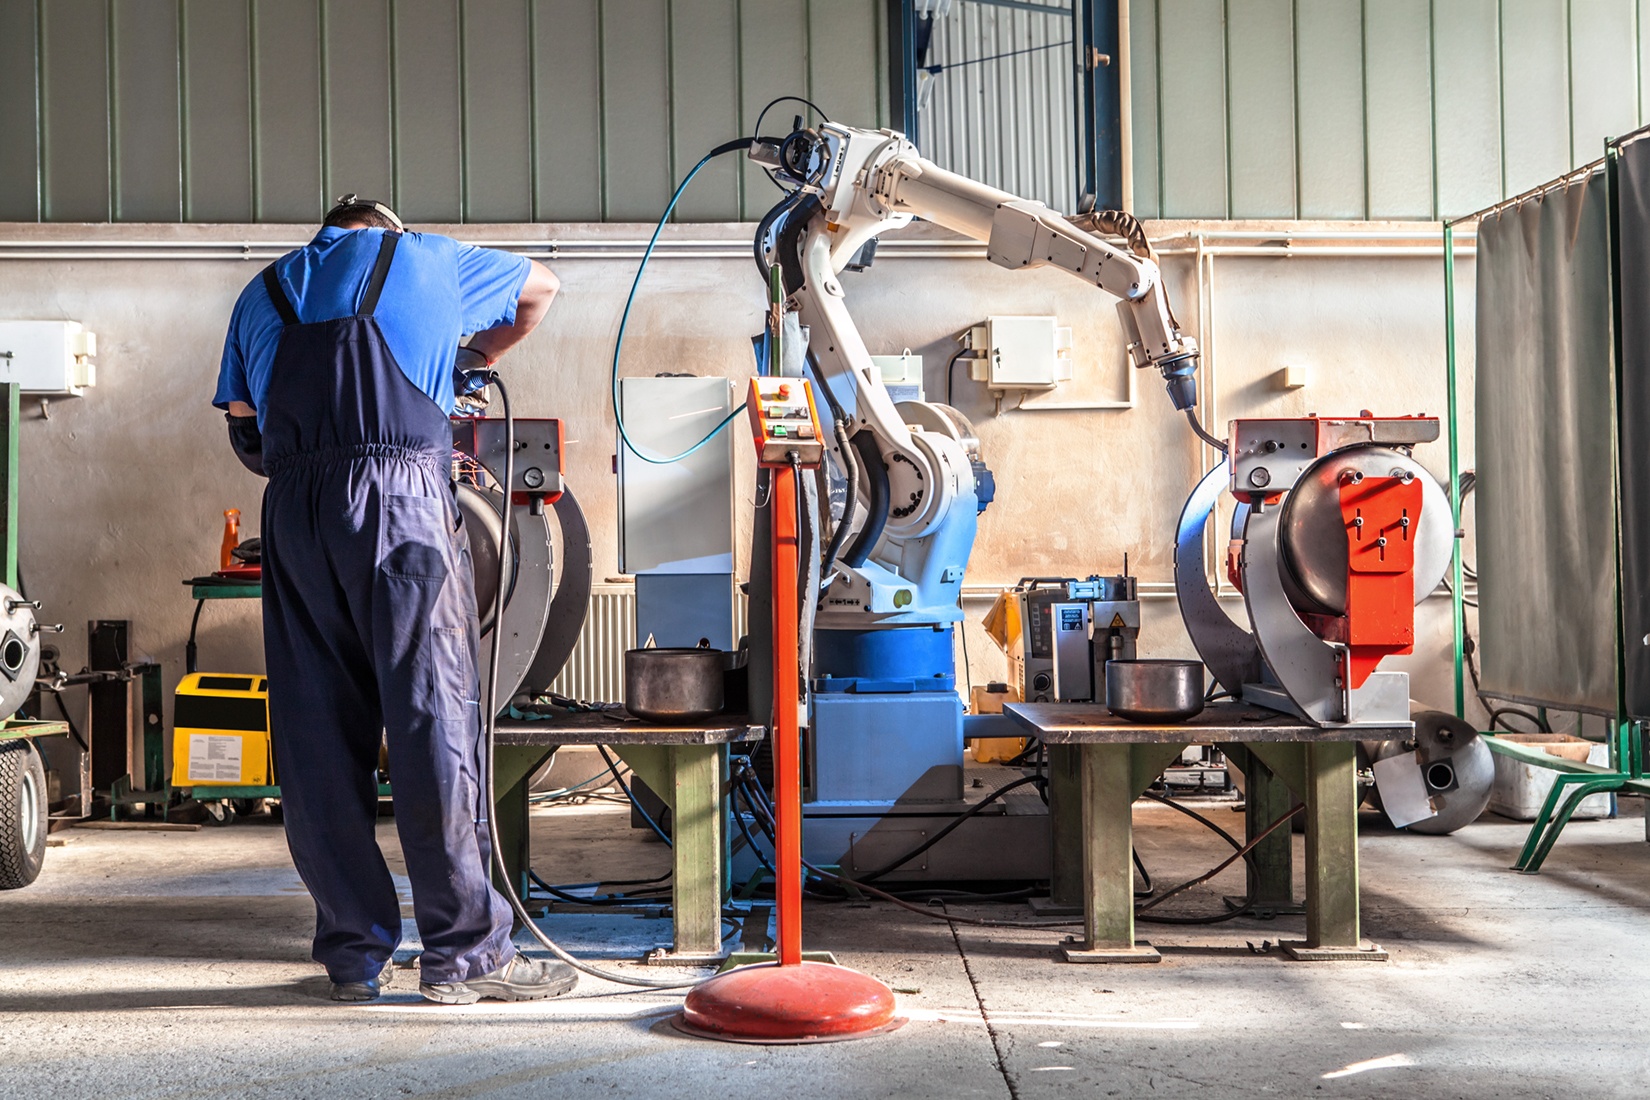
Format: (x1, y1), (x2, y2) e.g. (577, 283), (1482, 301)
(420, 954), (578, 1005)
(329, 961), (394, 1002)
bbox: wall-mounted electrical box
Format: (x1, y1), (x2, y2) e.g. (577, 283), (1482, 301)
(870, 350), (924, 402)
(968, 316), (1071, 392)
(0, 321), (98, 396)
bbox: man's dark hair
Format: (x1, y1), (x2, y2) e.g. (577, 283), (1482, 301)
(322, 194), (404, 231)
(323, 205), (399, 231)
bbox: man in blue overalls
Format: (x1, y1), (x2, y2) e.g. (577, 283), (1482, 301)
(214, 196), (567, 1004)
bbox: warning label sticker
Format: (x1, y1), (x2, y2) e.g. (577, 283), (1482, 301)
(188, 734), (243, 783)
(1110, 613), (1127, 629)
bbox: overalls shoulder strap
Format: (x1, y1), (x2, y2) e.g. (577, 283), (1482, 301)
(261, 264), (300, 326)
(357, 231), (401, 318)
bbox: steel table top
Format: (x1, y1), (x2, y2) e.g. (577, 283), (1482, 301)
(493, 709), (765, 746)
(1003, 700), (1411, 743)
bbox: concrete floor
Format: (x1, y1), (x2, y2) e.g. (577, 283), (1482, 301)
(3, 796), (1648, 1099)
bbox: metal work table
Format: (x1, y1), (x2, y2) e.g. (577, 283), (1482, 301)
(493, 709), (764, 963)
(1006, 700), (1408, 963)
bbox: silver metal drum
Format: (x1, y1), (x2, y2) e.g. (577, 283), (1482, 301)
(1370, 708), (1495, 835)
(1278, 445), (1453, 617)
(1105, 659), (1205, 723)
(455, 482), (516, 636)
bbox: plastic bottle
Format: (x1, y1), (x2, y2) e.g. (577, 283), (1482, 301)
(221, 509), (241, 571)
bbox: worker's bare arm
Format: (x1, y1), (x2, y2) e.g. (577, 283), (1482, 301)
(466, 260), (559, 364)
(228, 400), (256, 417)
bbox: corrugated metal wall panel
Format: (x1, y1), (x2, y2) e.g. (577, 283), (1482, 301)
(113, 0), (181, 223)
(0, 2), (40, 221)
(532, 0), (603, 222)
(1569, 1), (1640, 167)
(1121, 0), (1650, 222)
(3, 0), (881, 224)
(324, 0), (395, 206)
(602, 0), (674, 221)
(1157, 0), (1227, 218)
(1128, 0), (1161, 217)
(183, 0), (253, 223)
(1500, 0), (1570, 199)
(1363, 0), (1433, 219)
(42, 0), (111, 223)
(738, 0), (810, 221)
(464, 0), (534, 222)
(809, 0), (883, 151)
(1432, 0), (1502, 219)
(671, 0), (742, 223)
(920, 0), (1076, 214)
(1225, 0), (1295, 219)
(1293, 0), (1363, 220)
(19, 1), (1650, 226)
(255, 0), (323, 222)
(393, 0), (463, 224)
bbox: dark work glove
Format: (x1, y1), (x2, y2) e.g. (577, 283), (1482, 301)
(453, 346), (493, 413)
(226, 413), (267, 477)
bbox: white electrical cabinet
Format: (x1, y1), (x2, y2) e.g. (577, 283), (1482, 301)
(968, 315), (1071, 391)
(0, 321), (98, 396)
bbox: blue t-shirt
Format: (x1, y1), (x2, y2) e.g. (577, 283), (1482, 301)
(215, 227), (530, 428)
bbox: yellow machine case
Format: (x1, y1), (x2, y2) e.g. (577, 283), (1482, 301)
(171, 673), (273, 786)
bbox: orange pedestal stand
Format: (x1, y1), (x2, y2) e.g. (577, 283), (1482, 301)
(674, 379), (901, 1044)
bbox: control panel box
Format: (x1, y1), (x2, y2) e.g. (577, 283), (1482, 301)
(452, 416), (564, 504)
(747, 377), (824, 467)
(1230, 415), (1440, 498)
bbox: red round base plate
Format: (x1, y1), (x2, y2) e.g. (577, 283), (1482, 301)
(675, 961), (902, 1044)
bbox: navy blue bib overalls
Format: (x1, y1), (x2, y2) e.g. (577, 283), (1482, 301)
(258, 233), (513, 985)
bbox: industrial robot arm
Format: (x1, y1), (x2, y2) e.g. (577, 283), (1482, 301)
(754, 122), (1200, 629)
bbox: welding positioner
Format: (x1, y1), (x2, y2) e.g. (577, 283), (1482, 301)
(1175, 414), (1452, 729)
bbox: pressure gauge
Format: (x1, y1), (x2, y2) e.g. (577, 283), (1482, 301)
(522, 466), (545, 489)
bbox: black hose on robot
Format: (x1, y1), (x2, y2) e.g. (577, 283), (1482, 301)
(803, 352), (861, 591)
(479, 373), (704, 990)
(842, 431), (889, 569)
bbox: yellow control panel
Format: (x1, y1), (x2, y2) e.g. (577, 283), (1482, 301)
(747, 377), (825, 468)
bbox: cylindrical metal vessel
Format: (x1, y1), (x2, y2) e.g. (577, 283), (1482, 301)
(1105, 659), (1205, 723)
(625, 648), (727, 723)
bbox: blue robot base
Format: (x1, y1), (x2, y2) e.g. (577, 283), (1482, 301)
(737, 626), (1053, 884)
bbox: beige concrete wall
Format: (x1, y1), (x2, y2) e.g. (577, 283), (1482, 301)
(0, 219), (1484, 749)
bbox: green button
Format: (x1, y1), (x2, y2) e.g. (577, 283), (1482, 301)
(772, 425), (788, 437)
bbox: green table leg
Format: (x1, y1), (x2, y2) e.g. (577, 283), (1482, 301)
(1035, 745), (1084, 914)
(663, 743), (726, 962)
(491, 745), (556, 905)
(1064, 742), (1160, 963)
(1286, 740), (1386, 960)
(1243, 747), (1300, 916)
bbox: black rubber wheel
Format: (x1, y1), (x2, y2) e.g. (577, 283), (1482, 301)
(0, 739), (48, 889)
(203, 801), (237, 827)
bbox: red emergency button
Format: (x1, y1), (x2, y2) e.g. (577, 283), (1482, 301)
(777, 383), (792, 399)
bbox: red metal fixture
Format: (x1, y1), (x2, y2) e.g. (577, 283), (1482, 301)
(1339, 472), (1422, 687)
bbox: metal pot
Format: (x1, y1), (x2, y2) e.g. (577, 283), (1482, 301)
(1105, 659), (1205, 723)
(625, 647), (727, 723)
